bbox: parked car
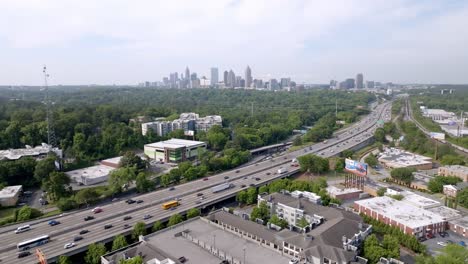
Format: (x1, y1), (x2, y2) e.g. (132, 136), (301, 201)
(255, 177), (261, 181)
(48, 220), (60, 226)
(426, 233), (435, 239)
(79, 230), (89, 235)
(446, 240), (454, 244)
(241, 184), (246, 188)
(418, 237), (427, 242)
(73, 236), (83, 242)
(235, 170), (240, 173)
(203, 177), (209, 181)
(18, 251), (31, 258)
(84, 216), (94, 221)
(64, 243), (75, 249)
(438, 231), (447, 237)
(458, 241), (466, 247)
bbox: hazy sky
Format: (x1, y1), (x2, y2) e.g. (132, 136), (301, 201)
(1, 0), (468, 85)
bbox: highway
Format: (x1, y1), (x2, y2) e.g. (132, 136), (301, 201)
(0, 102), (391, 263)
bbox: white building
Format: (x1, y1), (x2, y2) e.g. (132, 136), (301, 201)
(0, 143), (62, 161)
(144, 138), (206, 163)
(0, 185), (22, 207)
(65, 164), (115, 186)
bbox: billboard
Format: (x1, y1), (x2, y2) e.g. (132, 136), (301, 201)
(345, 159), (368, 176)
(430, 132), (445, 140)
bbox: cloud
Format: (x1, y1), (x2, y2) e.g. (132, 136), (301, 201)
(0, 0), (467, 84)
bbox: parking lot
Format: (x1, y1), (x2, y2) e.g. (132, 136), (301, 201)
(422, 230), (468, 255)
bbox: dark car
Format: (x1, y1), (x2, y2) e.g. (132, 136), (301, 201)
(439, 231), (448, 237)
(178, 256), (186, 263)
(169, 187), (175, 191)
(123, 224), (131, 229)
(255, 177), (261, 181)
(266, 172), (271, 175)
(48, 220), (60, 226)
(418, 237), (427, 242)
(84, 216), (94, 221)
(104, 224), (113, 229)
(249, 183), (255, 187)
(123, 216), (132, 221)
(126, 199), (136, 204)
(224, 176), (229, 179)
(136, 200), (144, 204)
(241, 184), (246, 188)
(197, 193), (204, 197)
(18, 251), (31, 258)
(426, 233), (434, 239)
(144, 214), (152, 220)
(79, 230), (89, 235)
(73, 236), (83, 242)
(235, 170), (240, 173)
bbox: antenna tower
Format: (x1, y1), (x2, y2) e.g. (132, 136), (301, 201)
(43, 66), (56, 147)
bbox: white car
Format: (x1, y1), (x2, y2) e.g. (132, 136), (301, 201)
(437, 241), (447, 247)
(289, 258), (299, 264)
(64, 242), (75, 249)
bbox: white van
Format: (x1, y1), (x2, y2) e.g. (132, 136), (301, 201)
(15, 225), (31, 234)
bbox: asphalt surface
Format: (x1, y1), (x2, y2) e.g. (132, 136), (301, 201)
(0, 102), (391, 263)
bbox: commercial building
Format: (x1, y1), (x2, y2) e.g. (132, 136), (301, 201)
(141, 113), (222, 137)
(100, 156), (122, 168)
(0, 185), (22, 207)
(290, 190), (321, 204)
(65, 164), (115, 186)
(438, 165), (468, 182)
(421, 108), (456, 121)
(356, 74), (364, 89)
(144, 138), (206, 163)
(0, 143), (62, 161)
(244, 66), (252, 88)
(210, 67), (219, 86)
(101, 216), (293, 264)
(448, 216), (468, 238)
(354, 196), (446, 237)
(326, 186), (363, 201)
(377, 148), (433, 170)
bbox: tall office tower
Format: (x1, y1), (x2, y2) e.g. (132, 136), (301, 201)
(223, 70), (229, 86)
(210, 67), (219, 86)
(185, 67), (190, 81)
(228, 70), (236, 88)
(356, 73), (364, 89)
(268, 79), (278, 90)
(280, 78), (291, 88)
(366, 81), (375, 89)
(244, 66), (252, 88)
(345, 78), (355, 89)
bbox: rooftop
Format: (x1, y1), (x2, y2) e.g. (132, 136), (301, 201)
(378, 148), (432, 168)
(65, 164), (115, 181)
(426, 206), (462, 221)
(439, 165), (468, 173)
(0, 143), (61, 160)
(400, 191), (440, 209)
(326, 186), (363, 196)
(449, 215), (468, 229)
(100, 156), (122, 166)
(145, 138), (206, 149)
(0, 185), (22, 199)
(355, 196), (446, 228)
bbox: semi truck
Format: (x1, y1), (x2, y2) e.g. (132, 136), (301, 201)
(211, 183), (235, 193)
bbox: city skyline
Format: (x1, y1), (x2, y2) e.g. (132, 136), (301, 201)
(1, 0), (468, 85)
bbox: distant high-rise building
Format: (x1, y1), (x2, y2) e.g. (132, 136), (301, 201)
(185, 67), (190, 81)
(235, 76), (242, 87)
(366, 81), (375, 89)
(223, 70), (229, 85)
(280, 78), (291, 88)
(210, 68), (219, 86)
(228, 70), (236, 88)
(356, 73), (364, 89)
(268, 79), (278, 90)
(245, 66), (252, 88)
(345, 78), (355, 89)
(190, 73), (197, 81)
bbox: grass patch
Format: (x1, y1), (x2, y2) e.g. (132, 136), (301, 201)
(42, 209), (61, 218)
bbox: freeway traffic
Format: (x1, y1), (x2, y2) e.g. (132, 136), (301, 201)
(0, 101), (391, 263)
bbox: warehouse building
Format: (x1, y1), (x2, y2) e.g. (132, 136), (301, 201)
(378, 148), (433, 170)
(144, 138), (206, 163)
(66, 164), (115, 186)
(326, 186), (363, 201)
(438, 165), (468, 182)
(0, 185), (22, 207)
(0, 143), (62, 161)
(354, 196), (446, 238)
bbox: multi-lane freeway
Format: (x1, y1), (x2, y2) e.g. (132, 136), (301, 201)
(0, 102), (391, 263)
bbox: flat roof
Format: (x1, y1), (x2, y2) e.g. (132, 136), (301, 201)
(146, 217), (291, 264)
(439, 165), (468, 173)
(355, 196), (446, 228)
(427, 206), (462, 221)
(326, 186), (362, 196)
(145, 138), (206, 149)
(0, 185), (22, 199)
(0, 143), (60, 160)
(378, 148), (432, 168)
(449, 215), (468, 229)
(65, 164), (115, 180)
(400, 191), (440, 209)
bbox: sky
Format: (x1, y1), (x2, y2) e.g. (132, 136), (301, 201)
(1, 0), (468, 85)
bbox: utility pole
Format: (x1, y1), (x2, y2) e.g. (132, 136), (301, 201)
(43, 66), (56, 148)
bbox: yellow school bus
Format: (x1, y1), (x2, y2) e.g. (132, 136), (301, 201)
(162, 200), (180, 210)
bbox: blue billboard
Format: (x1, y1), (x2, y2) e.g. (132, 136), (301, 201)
(345, 159), (368, 176)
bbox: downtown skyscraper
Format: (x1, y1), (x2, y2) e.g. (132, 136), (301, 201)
(245, 66), (252, 88)
(210, 67), (219, 86)
(356, 73), (364, 89)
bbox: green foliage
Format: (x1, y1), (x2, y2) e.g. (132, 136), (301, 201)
(119, 151), (147, 171)
(389, 194), (404, 201)
(112, 234), (128, 251)
(303, 113), (337, 143)
(374, 128), (386, 143)
(58, 255), (72, 264)
(108, 167), (137, 194)
(246, 187), (258, 204)
(416, 244), (468, 264)
(269, 214), (289, 229)
(135, 172), (154, 193)
(457, 187), (468, 208)
(250, 201), (270, 223)
(377, 187), (387, 197)
(390, 167), (416, 185)
(334, 157), (345, 172)
(363, 234), (400, 264)
(296, 216), (309, 228)
(56, 197), (78, 211)
(119, 256), (144, 264)
(440, 154), (466, 166)
(132, 222), (147, 239)
(365, 153), (378, 167)
(292, 136), (302, 146)
(341, 149), (354, 159)
(186, 208), (201, 219)
(43, 171), (71, 201)
(34, 155), (57, 183)
(0, 157), (37, 187)
(15, 205), (43, 221)
(428, 176), (462, 193)
(236, 190), (248, 204)
(152, 220), (165, 232)
(297, 154), (329, 174)
(85, 243), (107, 264)
(167, 213), (184, 226)
(74, 188), (99, 206)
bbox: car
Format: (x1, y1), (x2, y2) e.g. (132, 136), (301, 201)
(104, 224), (113, 229)
(126, 199), (136, 204)
(438, 231), (448, 237)
(84, 216), (95, 221)
(427, 233), (435, 239)
(18, 251), (31, 258)
(437, 241), (447, 246)
(136, 200), (144, 204)
(197, 193), (204, 197)
(200, 196), (205, 200)
(255, 177), (261, 181)
(458, 241), (466, 247)
(123, 216), (132, 221)
(48, 220), (60, 226)
(249, 183), (255, 187)
(92, 207), (103, 213)
(64, 243), (75, 249)
(224, 176), (229, 179)
(235, 170), (240, 173)
(73, 236), (83, 242)
(79, 230), (89, 235)
(123, 224), (131, 229)
(111, 198), (119, 202)
(144, 214), (152, 220)
(178, 256), (187, 263)
(241, 184), (246, 188)
(169, 187), (175, 191)
(266, 172), (271, 175)
(203, 177), (209, 181)
(243, 176), (247, 179)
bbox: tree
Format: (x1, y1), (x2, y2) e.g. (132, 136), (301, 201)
(34, 155), (56, 184)
(119, 256), (143, 264)
(57, 197), (78, 211)
(112, 235), (128, 251)
(457, 188), (468, 208)
(428, 176), (462, 193)
(335, 158), (345, 172)
(167, 213), (184, 226)
(160, 174), (171, 187)
(74, 188), (99, 206)
(43, 171), (71, 201)
(85, 243), (107, 264)
(382, 235), (400, 259)
(377, 187), (387, 197)
(292, 136), (302, 146)
(297, 154), (329, 175)
(269, 214), (288, 229)
(416, 244), (468, 264)
(250, 201), (269, 223)
(365, 153), (378, 167)
(186, 208), (201, 219)
(108, 167), (137, 194)
(296, 216), (309, 229)
(246, 187), (258, 204)
(258, 185), (269, 194)
(168, 168), (182, 184)
(58, 255), (72, 264)
(119, 151), (147, 171)
(152, 220), (165, 232)
(236, 190), (248, 204)
(135, 172), (154, 193)
(390, 168), (415, 185)
(441, 154), (465, 166)
(132, 222), (147, 239)
(16, 205), (43, 221)
(342, 149), (354, 159)
(374, 128), (386, 142)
